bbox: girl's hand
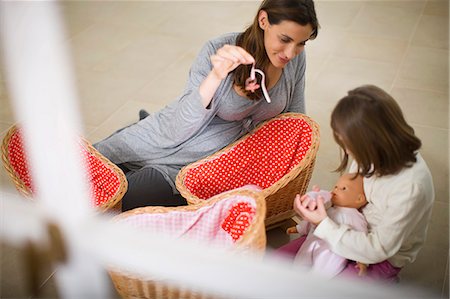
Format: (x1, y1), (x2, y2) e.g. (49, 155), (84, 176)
(210, 45), (255, 80)
(293, 194), (328, 225)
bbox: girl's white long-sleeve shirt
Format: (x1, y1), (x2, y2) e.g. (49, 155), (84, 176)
(314, 153), (435, 268)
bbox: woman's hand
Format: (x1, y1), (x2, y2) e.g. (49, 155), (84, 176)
(210, 45), (255, 80)
(293, 193), (328, 226)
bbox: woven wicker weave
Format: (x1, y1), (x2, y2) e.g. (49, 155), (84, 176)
(176, 113), (320, 227)
(1, 124), (127, 212)
(109, 188), (266, 299)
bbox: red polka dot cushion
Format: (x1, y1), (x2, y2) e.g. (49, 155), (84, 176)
(2, 126), (127, 211)
(183, 117), (312, 199)
(176, 113), (319, 227)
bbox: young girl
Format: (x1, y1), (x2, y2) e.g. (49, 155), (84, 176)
(279, 85), (435, 282)
(94, 0), (320, 211)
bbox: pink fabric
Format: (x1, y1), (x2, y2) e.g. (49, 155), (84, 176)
(294, 207), (368, 278)
(277, 236), (401, 282)
(116, 194), (257, 248)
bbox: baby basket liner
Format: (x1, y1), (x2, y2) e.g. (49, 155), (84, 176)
(1, 125), (126, 210)
(113, 185), (264, 248)
(180, 113), (314, 199)
(108, 187), (266, 299)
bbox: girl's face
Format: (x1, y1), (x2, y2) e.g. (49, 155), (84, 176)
(259, 11), (314, 69)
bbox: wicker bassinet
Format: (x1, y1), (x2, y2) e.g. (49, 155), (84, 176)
(109, 187), (266, 299)
(1, 124), (127, 212)
(176, 113), (320, 227)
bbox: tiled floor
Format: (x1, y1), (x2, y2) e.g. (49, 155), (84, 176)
(0, 1), (448, 298)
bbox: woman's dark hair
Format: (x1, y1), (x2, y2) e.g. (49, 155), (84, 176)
(234, 0), (319, 100)
(331, 85), (422, 177)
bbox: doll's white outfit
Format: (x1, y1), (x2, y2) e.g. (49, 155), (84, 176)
(293, 192), (368, 278)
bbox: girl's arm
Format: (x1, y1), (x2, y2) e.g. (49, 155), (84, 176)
(311, 182), (431, 264)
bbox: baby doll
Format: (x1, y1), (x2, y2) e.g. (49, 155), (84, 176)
(287, 173), (368, 278)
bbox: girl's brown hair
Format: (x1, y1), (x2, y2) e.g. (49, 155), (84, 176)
(234, 0), (319, 100)
(331, 85), (422, 177)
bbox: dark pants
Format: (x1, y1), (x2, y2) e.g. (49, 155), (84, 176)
(118, 165), (187, 212)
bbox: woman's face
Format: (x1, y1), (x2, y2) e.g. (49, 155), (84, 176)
(259, 11), (314, 69)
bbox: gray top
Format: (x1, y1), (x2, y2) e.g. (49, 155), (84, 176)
(95, 32), (307, 193)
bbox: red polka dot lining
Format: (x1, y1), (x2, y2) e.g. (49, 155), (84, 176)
(7, 129), (121, 207)
(221, 202), (255, 242)
(184, 118), (312, 199)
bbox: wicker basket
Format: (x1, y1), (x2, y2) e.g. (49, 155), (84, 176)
(1, 124), (127, 212)
(176, 113), (320, 227)
(109, 188), (266, 299)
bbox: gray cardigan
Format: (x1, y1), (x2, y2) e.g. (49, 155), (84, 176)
(95, 32), (307, 192)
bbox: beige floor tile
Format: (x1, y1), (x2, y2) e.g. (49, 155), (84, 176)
(306, 27), (348, 64)
(302, 96), (342, 190)
(366, 0), (426, 13)
(399, 200), (448, 294)
(266, 219), (298, 250)
(349, 2), (422, 41)
(400, 241), (448, 296)
(306, 52), (331, 82)
(83, 124), (97, 137)
(0, 242), (30, 298)
(131, 52), (196, 106)
(0, 160), (17, 194)
(304, 100), (341, 164)
(87, 100), (163, 143)
(0, 96), (14, 125)
(426, 201), (449, 253)
(396, 46), (449, 93)
(444, 261), (449, 297)
(154, 2), (258, 47)
(414, 126), (449, 204)
(92, 33), (190, 85)
(391, 87), (449, 129)
(412, 15), (449, 50)
(337, 34), (408, 64)
(0, 241), (59, 299)
(61, 1), (122, 38)
(0, 78), (14, 124)
(0, 122), (13, 137)
(96, 1), (172, 30)
(423, 0), (449, 17)
(314, 1), (363, 29)
(310, 56), (398, 101)
(68, 21), (152, 70)
(75, 67), (149, 127)
(309, 155), (341, 192)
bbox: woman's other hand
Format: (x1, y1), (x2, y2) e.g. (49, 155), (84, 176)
(293, 194), (328, 225)
(210, 45), (255, 80)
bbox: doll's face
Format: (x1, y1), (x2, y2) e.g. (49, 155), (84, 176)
(331, 174), (367, 209)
